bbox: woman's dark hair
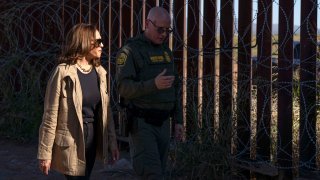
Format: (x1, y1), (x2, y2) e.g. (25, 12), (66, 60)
(58, 23), (101, 67)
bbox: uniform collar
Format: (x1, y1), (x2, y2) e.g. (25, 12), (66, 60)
(140, 33), (163, 47)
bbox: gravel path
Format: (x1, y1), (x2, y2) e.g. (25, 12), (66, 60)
(0, 138), (138, 180)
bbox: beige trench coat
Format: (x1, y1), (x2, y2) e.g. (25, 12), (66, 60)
(37, 64), (117, 176)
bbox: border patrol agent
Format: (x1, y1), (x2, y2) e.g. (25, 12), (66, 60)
(116, 7), (184, 180)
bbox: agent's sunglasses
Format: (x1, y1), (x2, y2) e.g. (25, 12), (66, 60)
(93, 39), (103, 47)
(148, 19), (173, 34)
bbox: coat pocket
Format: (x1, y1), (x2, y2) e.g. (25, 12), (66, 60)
(54, 133), (75, 147)
(52, 133), (78, 173)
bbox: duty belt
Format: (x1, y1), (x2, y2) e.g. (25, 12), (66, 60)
(130, 106), (172, 126)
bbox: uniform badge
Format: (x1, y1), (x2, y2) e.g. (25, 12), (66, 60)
(164, 51), (171, 62)
(150, 55), (164, 63)
(117, 53), (127, 65)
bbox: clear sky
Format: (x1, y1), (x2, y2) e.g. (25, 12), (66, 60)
(220, 0), (317, 26)
(198, 0), (319, 35)
(250, 0), (317, 26)
(234, 0), (299, 25)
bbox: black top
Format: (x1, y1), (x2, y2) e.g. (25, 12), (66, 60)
(77, 68), (101, 123)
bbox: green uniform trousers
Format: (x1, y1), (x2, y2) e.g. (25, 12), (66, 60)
(129, 117), (170, 180)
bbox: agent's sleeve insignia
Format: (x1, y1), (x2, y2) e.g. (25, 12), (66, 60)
(164, 51), (171, 62)
(116, 53), (127, 65)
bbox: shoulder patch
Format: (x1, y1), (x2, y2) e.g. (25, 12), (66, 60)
(117, 53), (127, 65)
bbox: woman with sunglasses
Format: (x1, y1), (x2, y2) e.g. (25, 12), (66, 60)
(37, 23), (119, 179)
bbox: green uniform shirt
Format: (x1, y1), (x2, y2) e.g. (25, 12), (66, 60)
(116, 34), (183, 124)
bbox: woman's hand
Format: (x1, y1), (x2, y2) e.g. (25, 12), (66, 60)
(39, 159), (51, 175)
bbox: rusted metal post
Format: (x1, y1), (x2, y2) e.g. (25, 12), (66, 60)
(186, 0), (200, 138)
(219, 0), (234, 150)
(80, 0), (90, 23)
(256, 0), (272, 161)
(237, 0), (252, 161)
(62, 0), (80, 36)
(197, 0), (203, 130)
(108, 0), (120, 97)
(132, 0), (142, 36)
(202, 0), (216, 134)
(89, 0), (100, 29)
(299, 0), (317, 174)
(173, 0), (187, 134)
(277, 0), (293, 177)
(120, 0), (131, 45)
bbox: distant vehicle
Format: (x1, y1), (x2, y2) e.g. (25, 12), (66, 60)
(293, 41), (301, 67)
(293, 41), (320, 68)
(251, 41), (320, 82)
(293, 41), (320, 81)
(252, 41), (320, 69)
(251, 56), (278, 67)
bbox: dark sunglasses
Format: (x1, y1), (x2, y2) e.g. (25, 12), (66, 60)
(93, 39), (103, 47)
(148, 19), (173, 34)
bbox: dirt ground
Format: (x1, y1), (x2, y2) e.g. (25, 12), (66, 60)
(0, 137), (138, 180)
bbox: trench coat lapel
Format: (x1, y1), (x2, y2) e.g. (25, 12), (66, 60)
(94, 66), (108, 161)
(65, 65), (84, 130)
(95, 66), (106, 127)
(95, 66), (106, 117)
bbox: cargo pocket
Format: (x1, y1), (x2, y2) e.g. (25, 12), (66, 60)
(55, 133), (74, 147)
